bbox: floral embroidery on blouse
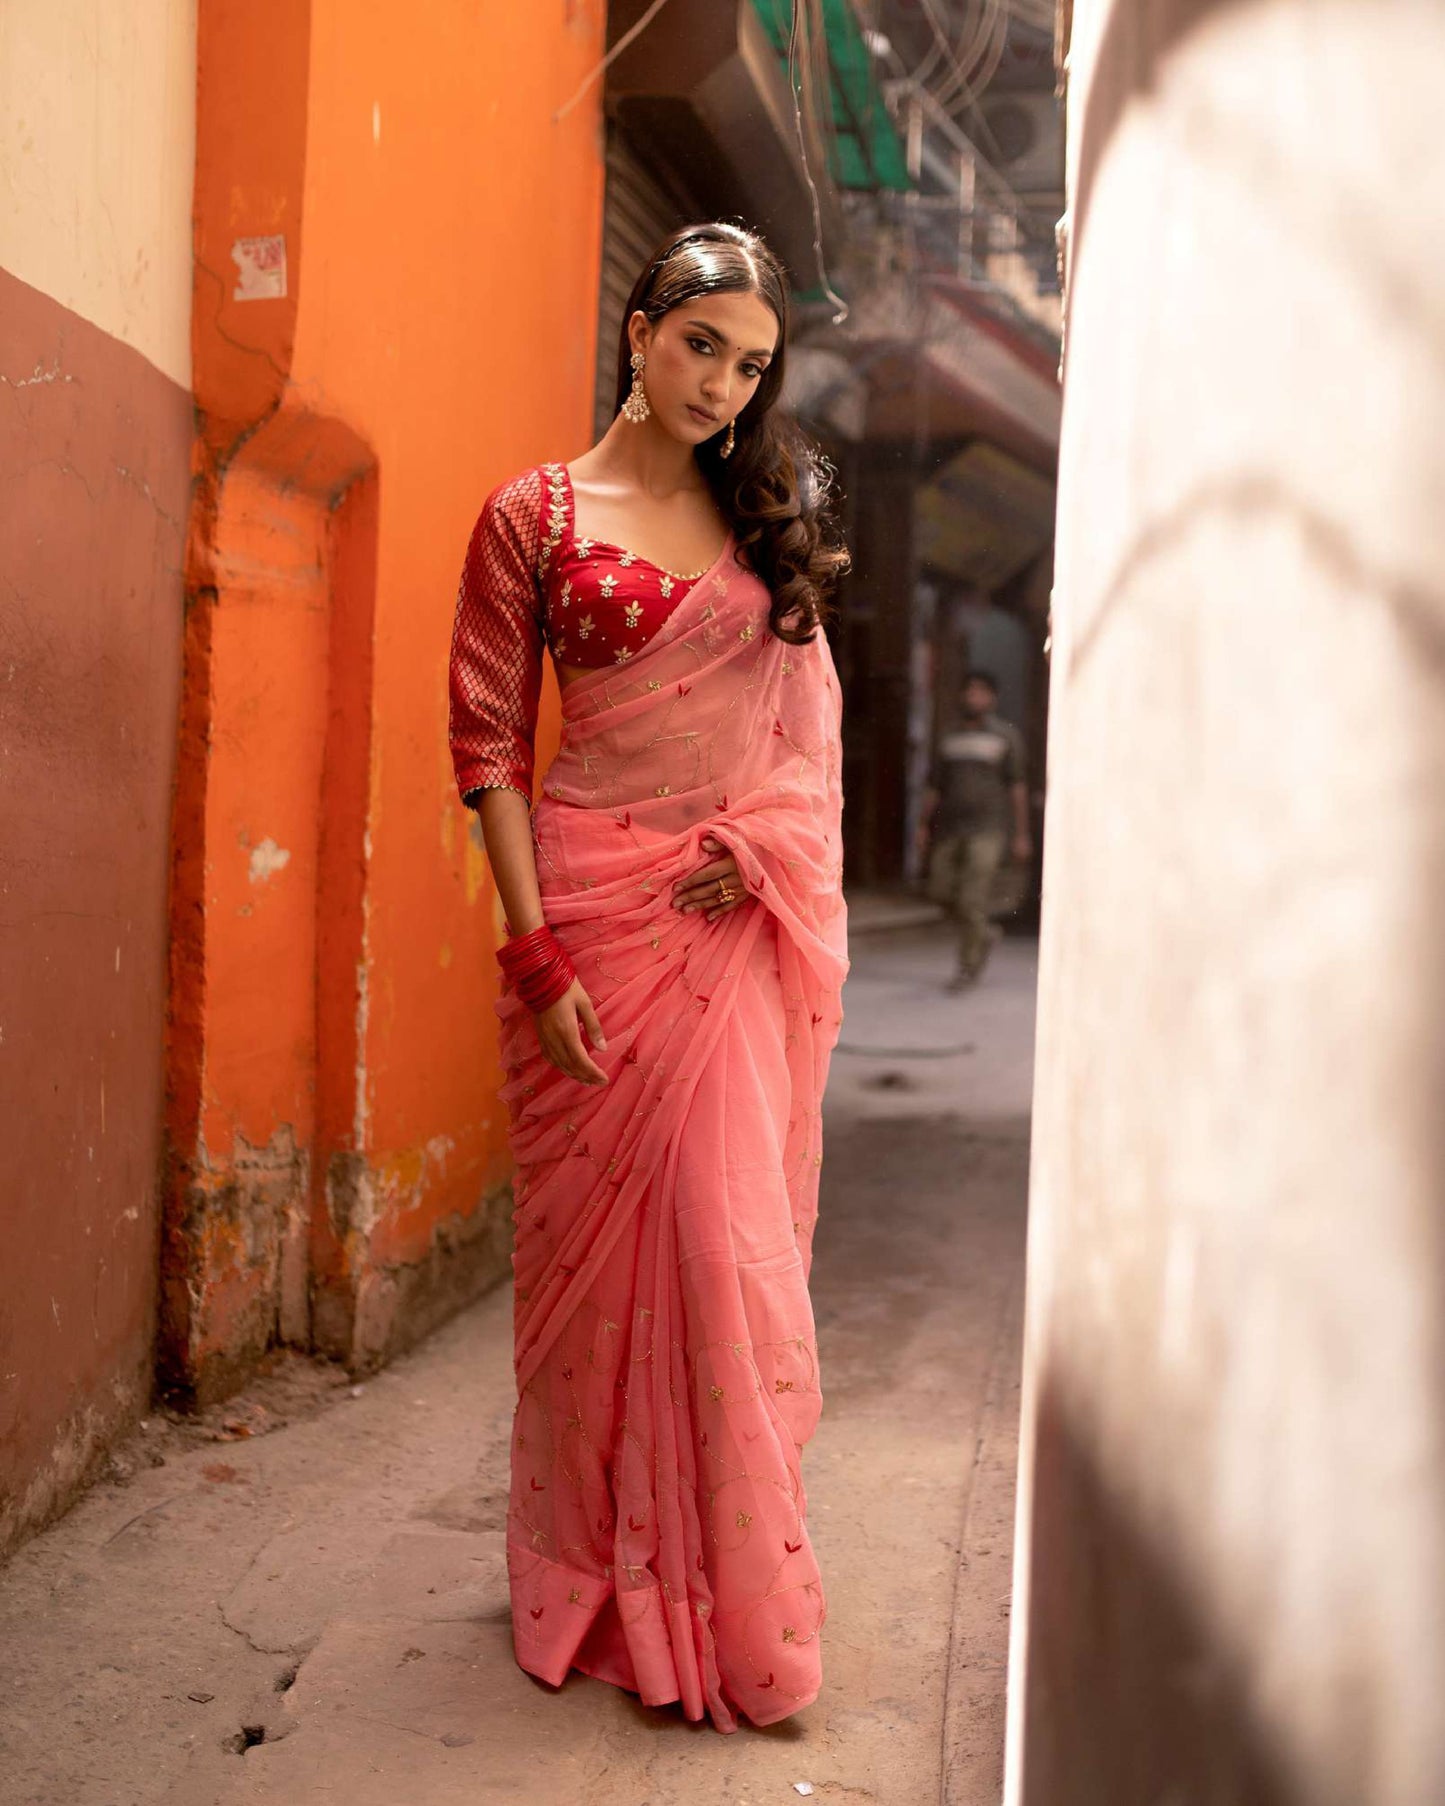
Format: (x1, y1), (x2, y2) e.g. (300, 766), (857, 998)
(448, 461), (739, 809)
(535, 462), (726, 673)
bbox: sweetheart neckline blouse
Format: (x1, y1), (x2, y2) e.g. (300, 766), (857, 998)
(448, 464), (739, 809)
(540, 463), (732, 672)
(556, 462), (725, 583)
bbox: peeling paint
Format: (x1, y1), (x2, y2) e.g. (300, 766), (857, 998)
(158, 1124), (311, 1407)
(1, 1376), (145, 1562)
(353, 936), (371, 1148)
(231, 234), (287, 302)
(326, 1151), (381, 1244)
(247, 837), (291, 884)
(0, 358), (76, 387)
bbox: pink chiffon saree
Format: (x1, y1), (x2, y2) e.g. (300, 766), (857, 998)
(497, 537), (848, 1732)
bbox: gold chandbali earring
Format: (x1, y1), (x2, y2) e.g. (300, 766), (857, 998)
(621, 351), (650, 425)
(719, 418), (735, 460)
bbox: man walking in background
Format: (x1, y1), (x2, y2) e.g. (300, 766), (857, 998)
(919, 670), (1032, 990)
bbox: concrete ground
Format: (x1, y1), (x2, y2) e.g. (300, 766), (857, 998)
(0, 919), (1035, 1806)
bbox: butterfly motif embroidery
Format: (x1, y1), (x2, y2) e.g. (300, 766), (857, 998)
(623, 600), (642, 628)
(599, 574), (618, 599)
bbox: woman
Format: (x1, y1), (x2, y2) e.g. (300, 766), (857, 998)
(447, 222), (849, 1734)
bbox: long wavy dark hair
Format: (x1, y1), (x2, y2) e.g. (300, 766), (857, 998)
(614, 221), (848, 644)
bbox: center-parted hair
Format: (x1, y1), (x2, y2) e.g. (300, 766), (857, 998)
(615, 222), (849, 645)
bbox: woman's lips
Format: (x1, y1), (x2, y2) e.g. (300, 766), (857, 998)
(687, 405), (718, 425)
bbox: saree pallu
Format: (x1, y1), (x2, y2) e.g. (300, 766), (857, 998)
(496, 542), (848, 1733)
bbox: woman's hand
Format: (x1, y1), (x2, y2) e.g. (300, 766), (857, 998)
(533, 978), (608, 1085)
(672, 836), (749, 923)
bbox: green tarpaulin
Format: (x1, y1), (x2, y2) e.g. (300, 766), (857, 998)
(750, 0), (912, 192)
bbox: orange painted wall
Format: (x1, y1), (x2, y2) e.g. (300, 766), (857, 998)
(169, 0), (606, 1397)
(289, 0), (605, 1245)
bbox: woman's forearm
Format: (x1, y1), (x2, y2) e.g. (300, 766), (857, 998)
(477, 787), (606, 1081)
(477, 787), (546, 935)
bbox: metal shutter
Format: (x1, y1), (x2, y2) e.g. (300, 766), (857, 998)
(593, 129), (695, 441)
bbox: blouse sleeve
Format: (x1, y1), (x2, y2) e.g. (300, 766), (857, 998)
(448, 468), (546, 807)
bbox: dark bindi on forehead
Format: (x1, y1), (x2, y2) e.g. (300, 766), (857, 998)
(683, 317), (776, 361)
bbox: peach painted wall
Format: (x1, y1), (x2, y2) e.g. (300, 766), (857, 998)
(0, 0), (196, 385)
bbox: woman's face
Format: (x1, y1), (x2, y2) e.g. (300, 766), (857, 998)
(630, 289), (781, 448)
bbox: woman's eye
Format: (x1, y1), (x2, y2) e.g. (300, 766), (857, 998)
(687, 338), (715, 356)
(741, 363), (762, 380)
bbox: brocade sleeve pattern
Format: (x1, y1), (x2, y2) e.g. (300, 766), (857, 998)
(449, 468), (546, 807)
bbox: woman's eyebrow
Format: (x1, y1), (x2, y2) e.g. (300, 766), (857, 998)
(683, 318), (774, 360)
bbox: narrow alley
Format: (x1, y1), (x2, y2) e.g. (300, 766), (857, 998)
(8, 2), (1445, 1801)
(0, 922), (1034, 1806)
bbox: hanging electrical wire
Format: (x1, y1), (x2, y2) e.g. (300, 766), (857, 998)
(553, 0), (676, 123)
(787, 0), (850, 324)
(925, 0), (1010, 115)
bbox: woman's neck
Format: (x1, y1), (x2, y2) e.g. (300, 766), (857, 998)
(582, 416), (706, 499)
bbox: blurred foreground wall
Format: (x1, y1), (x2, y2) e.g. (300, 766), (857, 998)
(1009, 2), (1445, 1801)
(0, 3), (197, 1559)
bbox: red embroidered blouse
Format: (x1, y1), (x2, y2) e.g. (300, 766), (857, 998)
(448, 463), (714, 805)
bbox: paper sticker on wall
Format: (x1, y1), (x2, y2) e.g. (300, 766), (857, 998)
(231, 235), (287, 301)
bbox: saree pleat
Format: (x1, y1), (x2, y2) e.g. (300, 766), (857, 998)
(497, 543), (847, 1732)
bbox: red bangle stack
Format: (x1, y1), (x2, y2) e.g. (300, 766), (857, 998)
(497, 922), (576, 1013)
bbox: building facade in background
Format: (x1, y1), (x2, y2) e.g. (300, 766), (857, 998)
(604, 0), (1063, 888)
